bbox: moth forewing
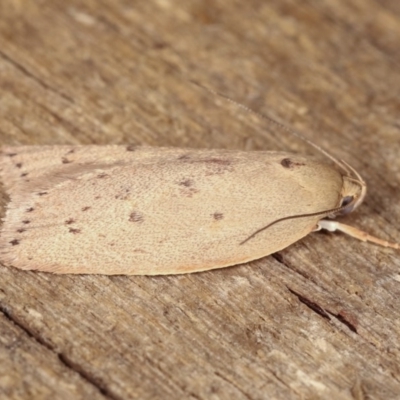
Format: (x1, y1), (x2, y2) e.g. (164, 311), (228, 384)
(0, 145), (398, 275)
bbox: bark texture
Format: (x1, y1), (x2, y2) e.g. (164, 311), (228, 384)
(0, 1), (399, 399)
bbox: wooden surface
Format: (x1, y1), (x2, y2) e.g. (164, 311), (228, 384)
(0, 0), (400, 399)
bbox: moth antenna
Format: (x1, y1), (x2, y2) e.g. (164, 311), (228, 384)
(240, 196), (361, 245)
(339, 159), (367, 209)
(191, 80), (355, 177)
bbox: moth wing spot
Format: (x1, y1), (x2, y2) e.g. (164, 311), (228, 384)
(129, 211), (144, 223)
(281, 158), (306, 169)
(203, 158), (231, 166)
(213, 212), (224, 220)
(10, 239), (20, 246)
(126, 145), (136, 152)
(133, 249), (147, 254)
(179, 179), (193, 187)
(68, 228), (81, 234)
(177, 154), (191, 161)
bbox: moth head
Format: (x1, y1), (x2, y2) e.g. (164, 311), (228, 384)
(331, 160), (367, 218)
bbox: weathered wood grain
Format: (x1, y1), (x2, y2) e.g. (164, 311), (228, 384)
(0, 0), (399, 399)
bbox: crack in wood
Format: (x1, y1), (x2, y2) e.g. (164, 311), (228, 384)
(272, 253), (312, 281)
(274, 254), (360, 334)
(287, 287), (331, 320)
(330, 312), (358, 333)
(0, 302), (115, 399)
(287, 289), (359, 334)
(57, 352), (121, 400)
(0, 49), (74, 103)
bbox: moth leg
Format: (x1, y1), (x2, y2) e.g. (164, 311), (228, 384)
(318, 220), (399, 249)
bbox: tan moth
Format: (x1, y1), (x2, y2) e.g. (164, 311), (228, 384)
(0, 140), (398, 275)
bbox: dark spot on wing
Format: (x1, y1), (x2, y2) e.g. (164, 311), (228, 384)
(203, 158), (231, 165)
(16, 162), (23, 168)
(21, 172), (29, 177)
(213, 212), (224, 220)
(133, 249), (147, 254)
(37, 192), (48, 196)
(126, 145), (136, 152)
(179, 156), (232, 166)
(97, 173), (108, 178)
(205, 159), (233, 175)
(6, 153), (17, 157)
(17, 228), (26, 233)
(179, 179), (193, 187)
(65, 218), (75, 225)
(129, 211), (144, 223)
(281, 158), (306, 169)
(178, 182), (199, 197)
(69, 228), (81, 234)
(115, 191), (130, 200)
(66, 148), (75, 155)
(82, 206), (91, 211)
(114, 187), (131, 200)
(62, 157), (72, 164)
(179, 156), (233, 175)
(26, 207), (34, 213)
(10, 239), (20, 246)
(22, 220), (31, 225)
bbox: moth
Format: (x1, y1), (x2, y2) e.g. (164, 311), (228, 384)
(0, 143), (397, 275)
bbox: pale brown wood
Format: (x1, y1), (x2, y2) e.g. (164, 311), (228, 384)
(0, 0), (400, 399)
